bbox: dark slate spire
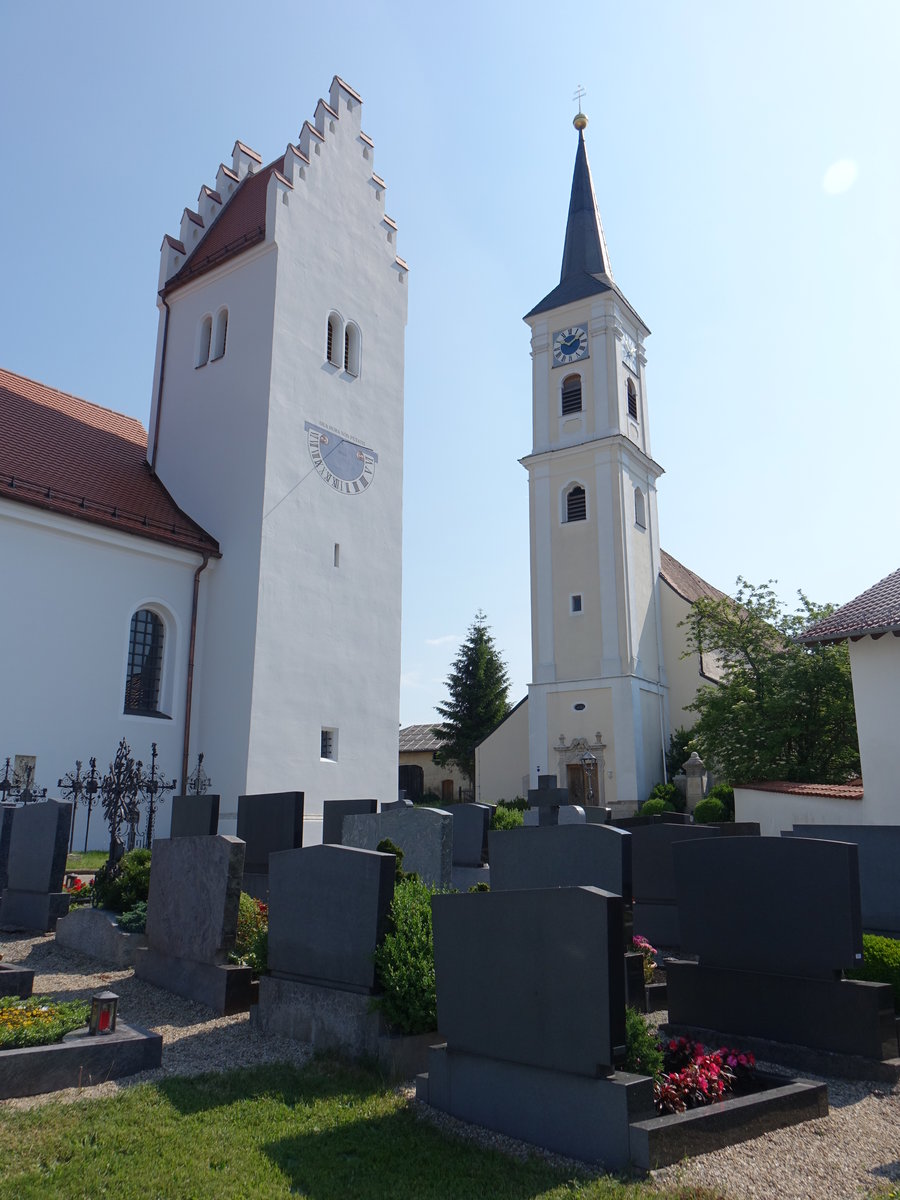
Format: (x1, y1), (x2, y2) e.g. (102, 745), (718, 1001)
(560, 120), (613, 284)
(525, 114), (620, 320)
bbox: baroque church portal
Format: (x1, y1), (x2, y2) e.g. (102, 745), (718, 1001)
(476, 112), (723, 815)
(0, 77), (407, 847)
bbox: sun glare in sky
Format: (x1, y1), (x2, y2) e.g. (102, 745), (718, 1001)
(822, 159), (859, 195)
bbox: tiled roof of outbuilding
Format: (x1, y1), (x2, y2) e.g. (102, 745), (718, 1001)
(399, 724), (445, 752)
(740, 780), (864, 800)
(797, 568), (900, 644)
(0, 367), (219, 556)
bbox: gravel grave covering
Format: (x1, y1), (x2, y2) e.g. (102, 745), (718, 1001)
(2, 932), (899, 1199)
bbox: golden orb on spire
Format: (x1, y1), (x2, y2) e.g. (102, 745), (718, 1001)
(573, 111), (588, 131)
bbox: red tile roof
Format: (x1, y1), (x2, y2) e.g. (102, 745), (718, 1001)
(738, 780), (864, 800)
(0, 367), (219, 556)
(164, 161), (278, 294)
(399, 724), (446, 753)
(798, 567), (900, 644)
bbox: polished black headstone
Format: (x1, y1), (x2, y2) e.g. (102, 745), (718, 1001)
(674, 836), (864, 978)
(489, 823), (631, 900)
(5, 800), (72, 893)
(236, 792), (304, 874)
(786, 825), (900, 937)
(630, 823), (721, 904)
(432, 886), (625, 1077)
(0, 807), (15, 892)
(321, 798), (377, 845)
(170, 794), (220, 838)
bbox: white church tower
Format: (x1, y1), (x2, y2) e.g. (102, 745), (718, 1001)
(147, 77), (408, 838)
(521, 110), (667, 813)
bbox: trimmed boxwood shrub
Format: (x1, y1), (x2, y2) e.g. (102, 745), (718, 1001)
(693, 796), (728, 824)
(623, 1007), (663, 1076)
(490, 803), (525, 831)
(231, 892), (268, 975)
(372, 876), (437, 1035)
(707, 782), (735, 819)
(645, 781), (684, 812)
(92, 849), (151, 913)
(847, 934), (900, 1008)
(640, 796), (676, 816)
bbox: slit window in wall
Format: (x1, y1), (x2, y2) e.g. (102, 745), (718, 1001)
(196, 315), (212, 367)
(561, 374), (582, 415)
(211, 308), (228, 360)
(333, 543), (340, 567)
(571, 594), (583, 613)
(124, 609), (165, 716)
(627, 378), (638, 421)
(634, 487), (646, 530)
(320, 728), (338, 761)
(344, 322), (360, 376)
(326, 312), (342, 366)
(566, 485), (587, 523)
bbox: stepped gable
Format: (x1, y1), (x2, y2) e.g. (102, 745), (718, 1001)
(160, 76), (405, 295)
(0, 367), (219, 556)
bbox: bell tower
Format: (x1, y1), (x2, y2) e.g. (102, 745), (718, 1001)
(521, 110), (668, 814)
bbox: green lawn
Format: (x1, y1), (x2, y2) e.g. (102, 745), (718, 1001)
(64, 851), (107, 873)
(0, 1060), (724, 1200)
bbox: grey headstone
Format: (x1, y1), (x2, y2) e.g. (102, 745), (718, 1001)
(674, 836), (863, 978)
(322, 798), (377, 846)
(584, 808), (612, 825)
(432, 886), (626, 1076)
(4, 800), (72, 893)
(268, 844), (395, 992)
(381, 798), (413, 812)
(489, 824), (632, 901)
(170, 794), (220, 838)
(450, 804), (491, 866)
(629, 822), (722, 904)
(236, 791), (304, 874)
(786, 825), (900, 937)
(527, 786), (570, 808)
(343, 806), (453, 888)
(144, 835), (245, 964)
(0, 806), (16, 892)
(558, 805), (586, 825)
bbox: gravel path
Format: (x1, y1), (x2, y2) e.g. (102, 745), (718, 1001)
(2, 932), (899, 1199)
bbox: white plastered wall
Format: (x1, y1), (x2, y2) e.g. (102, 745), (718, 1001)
(848, 635), (900, 823)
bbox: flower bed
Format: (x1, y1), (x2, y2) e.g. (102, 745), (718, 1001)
(0, 995), (90, 1049)
(654, 1036), (760, 1114)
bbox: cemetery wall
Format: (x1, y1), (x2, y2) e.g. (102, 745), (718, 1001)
(735, 785), (866, 838)
(849, 635), (900, 823)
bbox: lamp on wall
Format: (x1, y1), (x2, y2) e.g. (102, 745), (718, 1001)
(580, 750), (597, 805)
(89, 990), (119, 1035)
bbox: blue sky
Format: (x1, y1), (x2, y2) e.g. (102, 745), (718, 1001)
(2, 1), (898, 726)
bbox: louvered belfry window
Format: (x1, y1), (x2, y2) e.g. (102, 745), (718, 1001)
(566, 486), (587, 522)
(627, 378), (638, 421)
(561, 374), (582, 415)
(124, 609), (164, 714)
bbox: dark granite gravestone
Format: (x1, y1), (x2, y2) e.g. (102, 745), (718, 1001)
(628, 823), (722, 947)
(615, 812), (694, 828)
(321, 798), (377, 846)
(342, 806), (452, 888)
(170, 794), (220, 838)
(236, 791), (304, 898)
(134, 834), (254, 1015)
(418, 885), (656, 1169)
(450, 804), (491, 866)
(584, 807), (613, 825)
(0, 800), (73, 932)
(267, 844), (395, 992)
(380, 798), (413, 812)
(489, 823), (632, 902)
(786, 825), (900, 937)
(667, 836), (899, 1062)
(0, 806), (16, 893)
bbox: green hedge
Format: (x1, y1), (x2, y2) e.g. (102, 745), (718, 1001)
(372, 877), (437, 1035)
(847, 934), (900, 1008)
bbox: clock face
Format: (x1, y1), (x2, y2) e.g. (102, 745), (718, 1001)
(622, 335), (637, 370)
(552, 325), (589, 366)
(305, 421), (378, 495)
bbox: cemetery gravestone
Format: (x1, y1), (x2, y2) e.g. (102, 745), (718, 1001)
(321, 798), (377, 846)
(418, 885), (656, 1168)
(0, 806), (15, 893)
(489, 823), (632, 901)
(667, 836), (898, 1062)
(450, 804), (491, 867)
(134, 834), (254, 1015)
(628, 822), (722, 947)
(170, 794), (220, 838)
(236, 791), (304, 899)
(786, 825), (900, 938)
(342, 805), (452, 888)
(0, 800), (73, 932)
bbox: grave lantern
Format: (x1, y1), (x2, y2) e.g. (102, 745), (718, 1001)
(89, 990), (119, 1035)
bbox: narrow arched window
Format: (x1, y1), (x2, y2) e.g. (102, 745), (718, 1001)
(561, 374), (582, 415)
(566, 485), (586, 523)
(344, 322), (360, 376)
(326, 312), (342, 366)
(627, 377), (638, 421)
(196, 315), (212, 368)
(124, 609), (165, 715)
(211, 308), (228, 360)
(634, 487), (646, 529)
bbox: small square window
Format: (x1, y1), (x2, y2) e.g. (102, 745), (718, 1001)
(320, 728), (338, 761)
(571, 594), (583, 613)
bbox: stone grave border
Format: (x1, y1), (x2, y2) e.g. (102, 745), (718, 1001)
(0, 1022), (162, 1099)
(0, 962), (33, 999)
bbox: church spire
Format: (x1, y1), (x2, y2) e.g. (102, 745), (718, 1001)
(559, 113), (613, 284)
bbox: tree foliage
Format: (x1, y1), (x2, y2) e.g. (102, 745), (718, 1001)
(682, 579), (859, 785)
(433, 611), (511, 787)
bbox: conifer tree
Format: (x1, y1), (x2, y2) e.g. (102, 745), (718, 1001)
(433, 611), (511, 789)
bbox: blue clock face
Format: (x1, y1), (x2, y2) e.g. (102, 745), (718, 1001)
(552, 325), (589, 366)
(305, 421), (378, 495)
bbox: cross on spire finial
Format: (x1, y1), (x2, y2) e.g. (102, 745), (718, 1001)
(573, 85), (586, 113)
(572, 85), (588, 131)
